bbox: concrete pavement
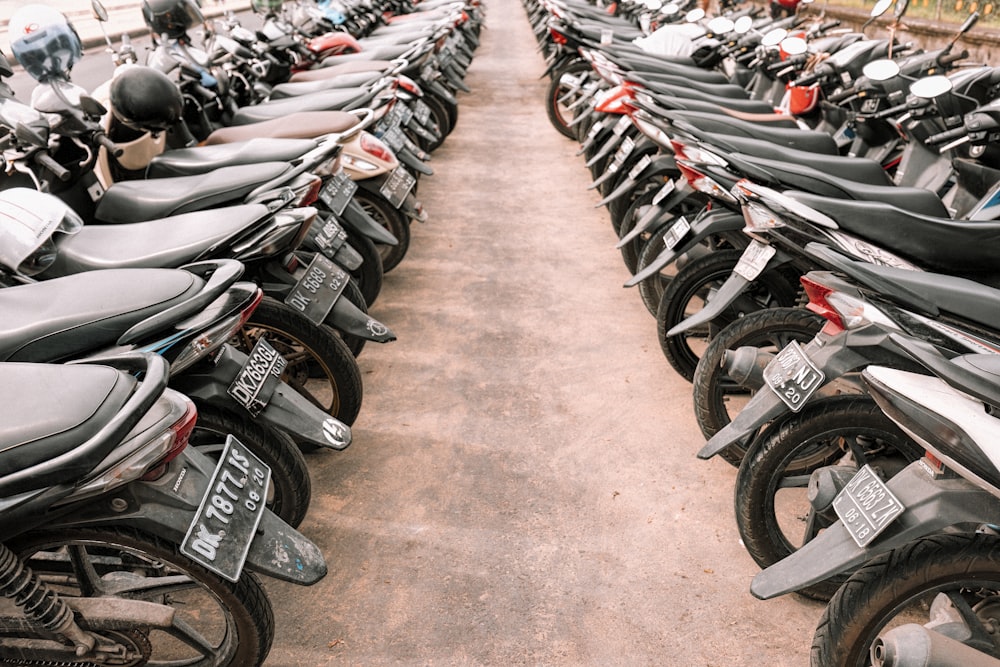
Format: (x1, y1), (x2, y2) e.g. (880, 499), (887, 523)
(262, 0), (822, 663)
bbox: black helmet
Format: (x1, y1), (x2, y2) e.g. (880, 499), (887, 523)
(8, 5), (82, 82)
(141, 0), (204, 39)
(110, 66), (183, 132)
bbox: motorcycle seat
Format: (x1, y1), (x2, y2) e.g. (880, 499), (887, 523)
(649, 90), (779, 117)
(0, 362), (136, 492)
(849, 263), (1000, 332)
(610, 55), (730, 84)
(147, 138), (318, 178)
(0, 269), (201, 363)
(289, 59), (394, 83)
(693, 134), (891, 185)
(96, 163), (288, 223)
(203, 111), (361, 145)
(320, 44), (413, 65)
(628, 71), (750, 100)
(232, 90), (367, 125)
(270, 72), (382, 99)
(738, 154), (949, 217)
(788, 191), (1000, 276)
(46, 205), (269, 277)
(666, 111), (839, 154)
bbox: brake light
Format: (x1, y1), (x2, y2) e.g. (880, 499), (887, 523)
(676, 162), (737, 203)
(595, 85), (631, 114)
(800, 274), (844, 332)
(295, 176), (323, 206)
(142, 399), (197, 481)
(360, 132), (394, 163)
(239, 289), (264, 327)
(396, 74), (422, 96)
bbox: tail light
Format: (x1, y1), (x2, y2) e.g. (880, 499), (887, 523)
(360, 131), (395, 163)
(396, 74), (422, 96)
(741, 201), (786, 232)
(800, 274), (845, 332)
(142, 399), (198, 481)
(294, 175), (323, 206)
(168, 289), (264, 373)
(675, 162), (737, 203)
(800, 274), (894, 334)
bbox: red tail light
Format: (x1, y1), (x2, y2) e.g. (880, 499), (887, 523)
(297, 176), (323, 206)
(800, 274), (845, 334)
(142, 399), (197, 481)
(550, 27), (567, 45)
(360, 131), (394, 163)
(239, 289), (264, 327)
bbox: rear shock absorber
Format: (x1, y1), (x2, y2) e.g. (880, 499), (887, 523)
(0, 542), (96, 655)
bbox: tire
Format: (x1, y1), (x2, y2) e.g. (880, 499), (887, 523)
(428, 90), (459, 132)
(546, 60), (592, 139)
(10, 526), (274, 667)
(692, 307), (826, 449)
(345, 231), (383, 308)
(238, 297), (363, 427)
(734, 396), (920, 600)
(191, 406), (312, 528)
(355, 189), (411, 273)
(420, 93), (453, 148)
(812, 533), (1000, 667)
(634, 223), (677, 317)
(656, 249), (800, 383)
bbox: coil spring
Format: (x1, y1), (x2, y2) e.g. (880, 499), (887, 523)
(0, 542), (74, 633)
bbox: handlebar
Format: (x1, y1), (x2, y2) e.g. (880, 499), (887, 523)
(34, 151), (71, 181)
(793, 64), (833, 87)
(926, 124), (967, 145)
(870, 100), (909, 120)
(938, 49), (968, 67)
(95, 131), (123, 158)
(827, 86), (859, 104)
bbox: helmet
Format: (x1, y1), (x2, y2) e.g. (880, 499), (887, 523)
(0, 188), (82, 277)
(251, 0), (284, 13)
(110, 66), (184, 132)
(141, 0), (205, 39)
(8, 5), (82, 82)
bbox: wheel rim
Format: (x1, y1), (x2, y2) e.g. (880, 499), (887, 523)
(234, 324), (341, 418)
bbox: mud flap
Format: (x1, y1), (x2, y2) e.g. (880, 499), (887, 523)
(325, 294), (397, 344)
(170, 345), (353, 450)
(585, 129), (624, 168)
(615, 179), (691, 249)
(426, 78), (458, 106)
(593, 148), (669, 208)
(397, 147), (434, 175)
(665, 250), (794, 337)
(751, 462), (1000, 599)
(341, 198), (399, 245)
(624, 211), (744, 287)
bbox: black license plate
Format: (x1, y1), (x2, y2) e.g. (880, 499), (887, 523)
(284, 253), (349, 325)
(312, 215), (348, 256)
(379, 167), (416, 209)
(833, 464), (905, 548)
(413, 99), (432, 125)
(181, 436), (271, 582)
(381, 125), (406, 152)
(764, 341), (825, 412)
(318, 172), (357, 216)
(227, 338), (287, 417)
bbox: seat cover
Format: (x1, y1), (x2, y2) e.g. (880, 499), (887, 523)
(740, 155), (948, 217)
(203, 111), (361, 144)
(0, 362), (134, 488)
(232, 89), (367, 125)
(630, 72), (749, 100)
(0, 269), (201, 362)
(46, 204), (269, 276)
(289, 59), (393, 82)
(270, 72), (381, 99)
(96, 163), (289, 222)
(788, 191), (1000, 275)
(147, 138), (317, 178)
(650, 90), (780, 116)
(667, 111), (839, 154)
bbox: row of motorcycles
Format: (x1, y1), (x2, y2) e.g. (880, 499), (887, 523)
(530, 0), (1000, 664)
(0, 0), (482, 663)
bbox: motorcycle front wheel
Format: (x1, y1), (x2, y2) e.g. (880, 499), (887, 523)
(8, 526), (274, 667)
(813, 533), (1000, 667)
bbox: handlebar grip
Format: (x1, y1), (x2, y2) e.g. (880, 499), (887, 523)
(827, 87), (857, 104)
(926, 125), (967, 145)
(96, 132), (123, 158)
(35, 152), (71, 181)
(871, 101), (909, 120)
(938, 49), (968, 67)
(817, 20), (841, 32)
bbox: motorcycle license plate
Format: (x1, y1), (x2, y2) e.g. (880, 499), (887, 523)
(227, 338), (287, 417)
(733, 240), (777, 281)
(663, 216), (690, 250)
(607, 136), (636, 174)
(318, 172), (357, 216)
(413, 99), (432, 125)
(312, 215), (348, 256)
(380, 167), (416, 209)
(652, 179), (675, 206)
(397, 104), (414, 127)
(586, 120), (605, 141)
(284, 253), (349, 325)
(181, 436), (271, 582)
(381, 125), (406, 153)
(833, 464), (905, 548)
(763, 341), (825, 412)
(612, 114), (631, 136)
(628, 154), (652, 181)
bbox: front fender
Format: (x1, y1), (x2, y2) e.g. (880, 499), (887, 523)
(325, 294), (397, 343)
(751, 461), (1000, 599)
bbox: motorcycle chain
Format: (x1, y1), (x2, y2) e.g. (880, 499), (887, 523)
(2, 628), (152, 667)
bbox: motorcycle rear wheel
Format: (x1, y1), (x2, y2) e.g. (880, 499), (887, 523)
(191, 406), (312, 528)
(238, 297), (363, 429)
(812, 533), (1000, 667)
(8, 526), (274, 667)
